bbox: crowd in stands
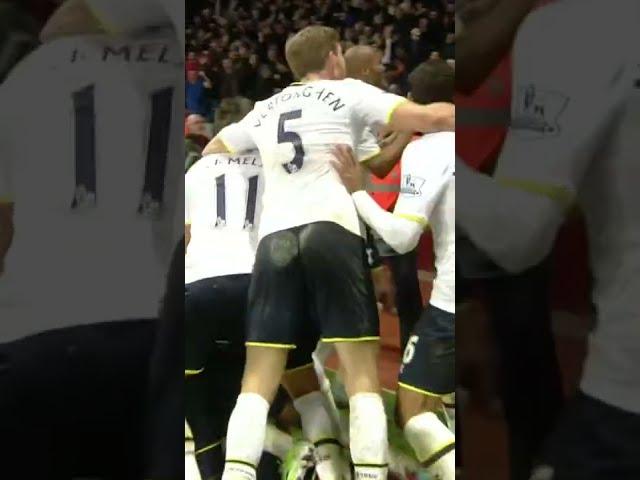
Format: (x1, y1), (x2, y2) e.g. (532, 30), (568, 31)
(186, 0), (455, 121)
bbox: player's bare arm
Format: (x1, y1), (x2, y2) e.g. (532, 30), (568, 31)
(389, 101), (455, 134)
(39, 0), (106, 42)
(0, 202), (14, 275)
(371, 265), (396, 313)
(41, 0), (180, 44)
(455, 0), (538, 93)
(364, 131), (414, 179)
(202, 136), (231, 156)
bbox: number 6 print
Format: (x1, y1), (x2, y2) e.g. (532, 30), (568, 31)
(403, 335), (419, 365)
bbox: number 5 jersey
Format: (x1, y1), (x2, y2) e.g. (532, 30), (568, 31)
(217, 79), (406, 240)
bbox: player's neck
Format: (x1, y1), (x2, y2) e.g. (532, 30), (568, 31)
(301, 71), (334, 83)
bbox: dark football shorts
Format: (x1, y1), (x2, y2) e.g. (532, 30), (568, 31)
(399, 303), (455, 396)
(185, 273), (316, 460)
(246, 221), (380, 349)
(0, 320), (156, 478)
(185, 273), (317, 373)
(530, 392), (640, 480)
(185, 274), (250, 373)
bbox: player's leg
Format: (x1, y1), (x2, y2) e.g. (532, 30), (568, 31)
(146, 237), (185, 480)
(187, 349), (247, 480)
(301, 221), (388, 480)
(222, 345), (289, 480)
(485, 260), (564, 480)
(387, 248), (423, 351)
(397, 305), (455, 479)
(184, 277), (221, 478)
(185, 273), (251, 479)
(222, 229), (305, 480)
(186, 369), (227, 480)
(282, 349), (350, 480)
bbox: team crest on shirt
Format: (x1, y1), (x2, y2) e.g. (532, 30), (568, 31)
(511, 84), (569, 139)
(401, 174), (426, 196)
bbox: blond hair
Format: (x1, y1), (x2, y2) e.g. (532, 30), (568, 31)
(285, 26), (340, 80)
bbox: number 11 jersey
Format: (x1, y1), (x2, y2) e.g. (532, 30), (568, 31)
(185, 152), (264, 284)
(0, 30), (183, 342)
(218, 79), (406, 239)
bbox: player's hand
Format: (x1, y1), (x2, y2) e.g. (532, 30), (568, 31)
(378, 131), (399, 149)
(371, 266), (396, 313)
(331, 145), (364, 194)
(40, 0), (106, 43)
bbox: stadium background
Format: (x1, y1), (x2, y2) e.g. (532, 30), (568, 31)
(184, 0), (454, 478)
(185, 0), (454, 388)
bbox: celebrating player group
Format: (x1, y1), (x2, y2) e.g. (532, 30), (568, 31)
(186, 24), (456, 480)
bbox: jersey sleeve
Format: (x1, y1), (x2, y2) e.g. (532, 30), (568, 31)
(356, 127), (381, 163)
(490, 7), (630, 204)
(456, 3), (632, 273)
(394, 135), (454, 227)
(184, 167), (196, 225)
(216, 110), (260, 154)
(349, 79), (408, 129)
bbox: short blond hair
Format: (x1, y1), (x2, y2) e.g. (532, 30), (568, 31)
(285, 26), (340, 80)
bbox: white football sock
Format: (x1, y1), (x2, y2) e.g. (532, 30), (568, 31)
(404, 412), (455, 480)
(294, 391), (347, 479)
(221, 393), (269, 480)
(349, 393), (389, 480)
(264, 423), (294, 460)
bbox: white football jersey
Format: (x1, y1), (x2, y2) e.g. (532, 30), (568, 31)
(395, 133), (455, 313)
(218, 79), (406, 239)
(357, 127), (382, 163)
(0, 30), (183, 342)
(491, 0), (640, 413)
(185, 152), (264, 284)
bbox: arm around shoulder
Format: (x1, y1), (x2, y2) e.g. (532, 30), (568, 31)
(388, 101), (455, 134)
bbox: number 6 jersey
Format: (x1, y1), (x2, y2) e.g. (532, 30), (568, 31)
(0, 29), (183, 342)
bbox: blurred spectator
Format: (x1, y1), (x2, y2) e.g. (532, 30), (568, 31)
(186, 51), (200, 72)
(185, 114), (211, 171)
(186, 69), (214, 118)
(211, 96), (254, 138)
(187, 0), (455, 106)
(185, 97), (254, 171)
(441, 32), (455, 61)
(185, 113), (211, 143)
